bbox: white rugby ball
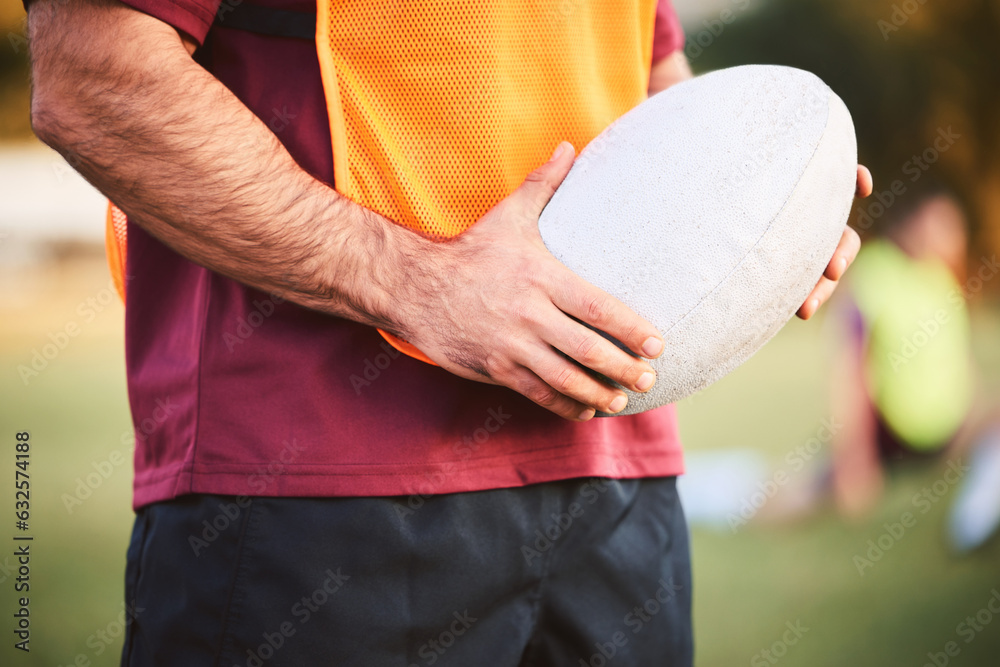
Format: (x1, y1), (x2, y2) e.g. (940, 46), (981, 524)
(538, 65), (857, 415)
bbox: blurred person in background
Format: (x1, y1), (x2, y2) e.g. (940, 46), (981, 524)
(828, 184), (1000, 549)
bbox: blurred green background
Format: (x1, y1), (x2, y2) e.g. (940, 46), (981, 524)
(3, 0), (1000, 665)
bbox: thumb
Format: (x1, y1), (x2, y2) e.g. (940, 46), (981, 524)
(514, 142), (576, 220)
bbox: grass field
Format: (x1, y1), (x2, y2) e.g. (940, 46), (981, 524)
(2, 252), (1000, 666)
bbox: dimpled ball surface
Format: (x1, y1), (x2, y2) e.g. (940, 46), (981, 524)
(538, 65), (858, 416)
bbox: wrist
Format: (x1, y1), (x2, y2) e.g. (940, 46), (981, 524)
(309, 200), (449, 340)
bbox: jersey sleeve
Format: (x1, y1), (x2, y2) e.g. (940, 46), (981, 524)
(652, 0), (686, 63)
(115, 0), (222, 46)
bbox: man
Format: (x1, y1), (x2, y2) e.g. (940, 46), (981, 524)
(26, 0), (869, 664)
(830, 186), (973, 517)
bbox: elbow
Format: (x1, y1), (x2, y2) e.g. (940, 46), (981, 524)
(29, 72), (79, 152)
(29, 92), (64, 149)
(29, 69), (103, 171)
(27, 9), (88, 152)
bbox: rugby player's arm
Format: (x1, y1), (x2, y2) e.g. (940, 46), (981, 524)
(27, 0), (663, 420)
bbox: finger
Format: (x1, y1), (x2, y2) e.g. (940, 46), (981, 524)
(534, 309), (657, 395)
(505, 365), (597, 421)
(509, 142), (576, 221)
(856, 165), (873, 198)
(796, 275), (839, 320)
(549, 274), (664, 361)
(520, 343), (633, 414)
(823, 226), (861, 281)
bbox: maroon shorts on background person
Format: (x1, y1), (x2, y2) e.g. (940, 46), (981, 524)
(875, 416), (953, 464)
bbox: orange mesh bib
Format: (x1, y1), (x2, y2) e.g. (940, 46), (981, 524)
(107, 202), (128, 301)
(315, 0), (656, 362)
(104, 2), (656, 362)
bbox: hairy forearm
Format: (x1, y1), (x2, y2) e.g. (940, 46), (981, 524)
(27, 0), (434, 335)
(25, 0), (673, 419)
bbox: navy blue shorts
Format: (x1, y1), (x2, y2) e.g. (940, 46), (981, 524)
(120, 477), (692, 666)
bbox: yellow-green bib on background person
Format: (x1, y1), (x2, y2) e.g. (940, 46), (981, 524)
(848, 239), (972, 451)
